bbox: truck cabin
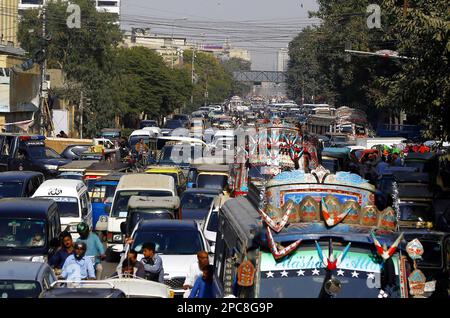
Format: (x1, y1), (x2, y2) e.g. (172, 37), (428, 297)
(215, 196), (406, 298)
(390, 172), (434, 228)
(402, 229), (450, 298)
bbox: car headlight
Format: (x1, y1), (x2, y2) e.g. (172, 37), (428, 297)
(44, 164), (58, 170)
(113, 234), (123, 242)
(99, 216), (108, 223)
(69, 225), (78, 233)
(31, 256), (47, 263)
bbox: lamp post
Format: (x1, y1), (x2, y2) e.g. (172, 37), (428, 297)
(171, 17), (187, 69)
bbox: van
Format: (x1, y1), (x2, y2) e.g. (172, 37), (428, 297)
(106, 174), (177, 254)
(32, 179), (92, 240)
(196, 165), (230, 191)
(0, 198), (61, 262)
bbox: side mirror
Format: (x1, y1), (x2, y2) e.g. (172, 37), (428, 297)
(104, 205), (111, 214)
(120, 222), (127, 235)
(82, 207), (88, 217)
(209, 244), (215, 254)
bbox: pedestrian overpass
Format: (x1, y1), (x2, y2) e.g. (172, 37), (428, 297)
(233, 71), (286, 83)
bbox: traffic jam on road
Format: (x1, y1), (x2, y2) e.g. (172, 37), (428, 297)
(0, 98), (449, 298)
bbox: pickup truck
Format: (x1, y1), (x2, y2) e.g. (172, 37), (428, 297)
(0, 134), (71, 178)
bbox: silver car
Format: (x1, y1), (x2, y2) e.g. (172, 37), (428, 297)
(0, 261), (57, 298)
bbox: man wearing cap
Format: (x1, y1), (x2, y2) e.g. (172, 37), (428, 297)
(76, 222), (106, 280)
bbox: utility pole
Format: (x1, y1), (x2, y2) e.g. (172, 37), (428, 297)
(191, 44), (195, 105)
(79, 90), (83, 139)
(39, 0), (47, 135)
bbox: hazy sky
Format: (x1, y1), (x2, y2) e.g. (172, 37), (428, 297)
(121, 0), (320, 70)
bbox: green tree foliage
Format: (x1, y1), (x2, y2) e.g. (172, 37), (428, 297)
(183, 50), (232, 111)
(221, 57), (252, 97)
(287, 0), (449, 137)
(18, 0), (192, 136)
(377, 0), (450, 139)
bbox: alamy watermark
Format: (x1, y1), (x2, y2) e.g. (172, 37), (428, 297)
(66, 4), (81, 29)
(367, 4), (381, 29)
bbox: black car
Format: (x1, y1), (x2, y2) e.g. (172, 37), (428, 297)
(140, 120), (159, 129)
(0, 198), (61, 262)
(0, 134), (71, 178)
(180, 188), (221, 221)
(60, 144), (91, 160)
(0, 171), (44, 198)
(161, 120), (186, 136)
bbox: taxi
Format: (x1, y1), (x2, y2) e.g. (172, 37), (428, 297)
(32, 179), (92, 240)
(145, 165), (186, 195)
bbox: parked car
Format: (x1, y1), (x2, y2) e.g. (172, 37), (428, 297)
(0, 171), (44, 198)
(32, 179), (92, 240)
(0, 198), (61, 262)
(0, 261), (57, 298)
(118, 219), (211, 296)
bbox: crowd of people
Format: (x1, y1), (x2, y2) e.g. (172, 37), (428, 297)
(47, 222), (214, 298)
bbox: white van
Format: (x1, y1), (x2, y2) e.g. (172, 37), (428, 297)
(32, 179), (92, 240)
(106, 174), (177, 254)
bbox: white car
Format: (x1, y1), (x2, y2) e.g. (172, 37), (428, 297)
(117, 219), (211, 296)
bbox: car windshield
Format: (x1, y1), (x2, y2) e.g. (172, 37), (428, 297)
(164, 120), (183, 129)
(418, 240), (443, 267)
(133, 229), (204, 255)
(27, 146), (62, 159)
(91, 184), (117, 204)
(197, 175), (228, 190)
(128, 210), (173, 231)
(129, 136), (150, 150)
(0, 218), (47, 248)
(181, 193), (215, 220)
(400, 203), (433, 222)
(0, 281), (41, 298)
(206, 211), (219, 232)
(57, 174), (83, 181)
(258, 246), (400, 298)
(111, 190), (174, 217)
(0, 182), (23, 198)
(36, 196), (79, 218)
(159, 145), (199, 165)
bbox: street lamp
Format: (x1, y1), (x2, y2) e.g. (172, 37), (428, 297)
(171, 17), (187, 69)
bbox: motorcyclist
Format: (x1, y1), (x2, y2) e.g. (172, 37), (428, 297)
(60, 241), (96, 281)
(49, 231), (75, 273)
(76, 222), (106, 280)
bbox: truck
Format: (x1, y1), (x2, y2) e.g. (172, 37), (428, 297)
(213, 168), (418, 298)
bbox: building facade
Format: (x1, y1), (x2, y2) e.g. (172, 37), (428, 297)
(0, 0), (19, 47)
(277, 48), (289, 72)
